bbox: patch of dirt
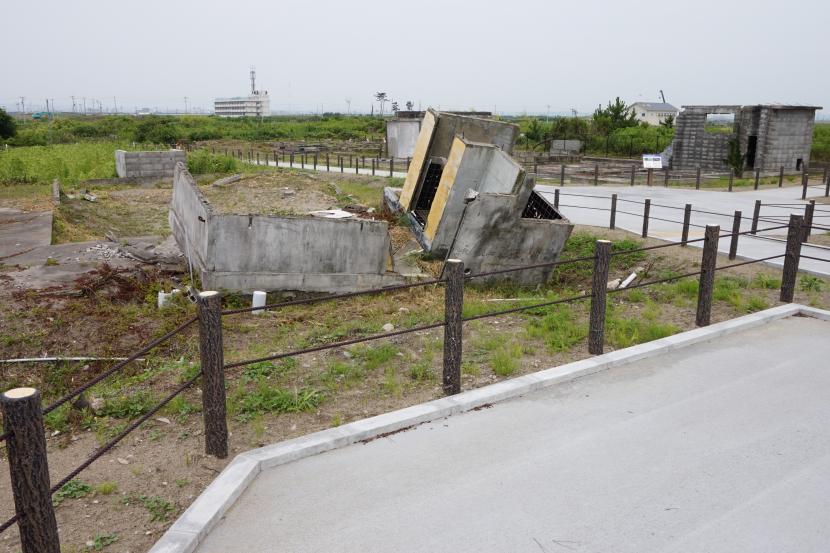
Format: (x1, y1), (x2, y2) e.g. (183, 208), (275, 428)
(201, 173), (339, 216)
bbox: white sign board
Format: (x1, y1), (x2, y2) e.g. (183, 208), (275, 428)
(642, 154), (663, 169)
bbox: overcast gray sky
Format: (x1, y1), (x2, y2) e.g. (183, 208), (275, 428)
(1, 0), (827, 116)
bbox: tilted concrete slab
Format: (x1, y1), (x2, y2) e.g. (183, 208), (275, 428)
(151, 304), (830, 553)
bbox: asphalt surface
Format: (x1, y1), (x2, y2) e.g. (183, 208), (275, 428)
(535, 184), (830, 276)
(196, 315), (830, 553)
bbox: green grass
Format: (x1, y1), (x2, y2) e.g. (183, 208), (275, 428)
(86, 532), (118, 551)
(230, 382), (322, 421)
(525, 304), (587, 352)
(0, 142), (134, 185)
(94, 482), (118, 495)
(53, 479), (92, 506)
(491, 343), (522, 376)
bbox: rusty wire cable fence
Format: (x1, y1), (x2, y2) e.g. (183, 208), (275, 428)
(0, 203), (823, 551)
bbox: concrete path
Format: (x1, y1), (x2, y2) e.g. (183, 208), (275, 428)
(536, 184), (830, 277)
(196, 315), (830, 553)
(0, 208), (52, 259)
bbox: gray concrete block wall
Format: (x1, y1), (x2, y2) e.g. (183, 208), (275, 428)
(116, 150), (186, 178)
(168, 162), (398, 293)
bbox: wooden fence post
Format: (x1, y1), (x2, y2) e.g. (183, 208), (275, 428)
(695, 166), (701, 190)
(290, 153), (294, 168)
(554, 189), (560, 209)
(197, 291), (228, 459)
(728, 169), (734, 192)
(681, 204), (692, 246)
(313, 154), (317, 171)
(443, 259), (464, 396)
(340, 156), (344, 173)
(642, 199), (650, 238)
(389, 158), (393, 177)
(826, 173), (830, 197)
(803, 200), (815, 242)
(754, 169), (760, 190)
(593, 163), (599, 186)
(647, 168), (653, 186)
(801, 172), (808, 199)
(751, 199), (761, 234)
(1, 388), (60, 553)
(588, 240), (611, 355)
(609, 194), (617, 229)
(355, 159), (359, 174)
(779, 165), (784, 188)
(371, 158), (376, 176)
(728, 210), (741, 260)
(630, 165), (635, 186)
(256, 152), (260, 165)
(696, 225), (720, 327)
(326, 153), (330, 172)
(560, 164), (566, 186)
(663, 168), (670, 187)
(780, 214), (803, 303)
(823, 166), (828, 187)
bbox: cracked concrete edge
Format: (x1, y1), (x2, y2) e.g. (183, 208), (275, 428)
(149, 303), (823, 553)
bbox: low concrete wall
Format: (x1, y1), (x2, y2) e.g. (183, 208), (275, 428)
(169, 163), (400, 293)
(116, 150), (186, 178)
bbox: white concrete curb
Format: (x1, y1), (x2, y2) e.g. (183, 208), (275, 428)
(149, 303), (827, 553)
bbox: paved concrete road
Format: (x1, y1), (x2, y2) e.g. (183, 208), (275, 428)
(535, 184), (830, 276)
(197, 316), (830, 553)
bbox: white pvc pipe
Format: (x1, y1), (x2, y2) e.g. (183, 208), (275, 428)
(252, 291), (267, 314)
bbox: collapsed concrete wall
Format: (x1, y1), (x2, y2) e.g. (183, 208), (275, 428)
(387, 111), (572, 284)
(671, 105), (821, 172)
(169, 163), (401, 293)
(116, 150), (186, 178)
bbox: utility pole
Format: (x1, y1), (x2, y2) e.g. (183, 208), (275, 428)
(19, 97), (24, 113)
(82, 97), (86, 114)
(113, 96), (117, 114)
(184, 96), (189, 114)
(547, 104), (551, 121)
(71, 96), (76, 113)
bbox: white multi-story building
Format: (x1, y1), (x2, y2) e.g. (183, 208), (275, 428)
(214, 68), (271, 118)
(631, 102), (679, 126)
(214, 92), (270, 118)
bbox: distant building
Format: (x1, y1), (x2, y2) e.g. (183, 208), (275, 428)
(631, 102), (679, 126)
(214, 68), (271, 118)
(670, 104), (822, 172)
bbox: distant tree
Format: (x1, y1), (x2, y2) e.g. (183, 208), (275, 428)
(374, 92), (388, 116)
(660, 114), (675, 129)
(405, 101), (414, 111)
(0, 108), (16, 140)
(391, 101), (399, 114)
(592, 97), (638, 134)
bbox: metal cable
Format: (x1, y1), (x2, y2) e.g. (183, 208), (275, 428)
(220, 278), (444, 316)
(467, 254), (597, 280)
(0, 316), (198, 444)
(224, 321), (446, 370)
(714, 254), (785, 271)
(800, 254), (830, 263)
(48, 372), (202, 496)
(608, 270), (702, 292)
(462, 292), (593, 322)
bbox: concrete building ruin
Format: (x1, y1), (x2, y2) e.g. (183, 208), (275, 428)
(115, 149), (186, 179)
(384, 109), (573, 283)
(386, 111), (493, 160)
(168, 164), (403, 293)
(670, 104), (822, 172)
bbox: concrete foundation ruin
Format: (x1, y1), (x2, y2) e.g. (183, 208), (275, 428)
(670, 105), (822, 172)
(116, 150), (187, 178)
(168, 164), (403, 293)
(384, 109), (573, 284)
